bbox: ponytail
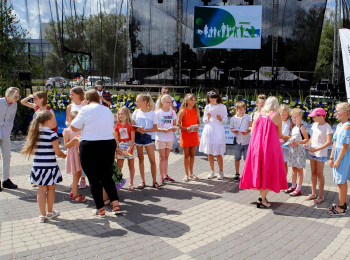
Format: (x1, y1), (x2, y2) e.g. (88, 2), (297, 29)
(21, 111), (52, 157)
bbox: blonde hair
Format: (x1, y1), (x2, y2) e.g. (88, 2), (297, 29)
(21, 111), (52, 157)
(136, 94), (154, 110)
(69, 111), (79, 121)
(156, 94), (172, 111)
(235, 101), (246, 109)
(290, 108), (303, 117)
(5, 87), (19, 99)
(337, 102), (350, 114)
(279, 104), (290, 113)
(34, 91), (48, 106)
(179, 93), (198, 112)
(262, 96), (280, 113)
(116, 106), (132, 125)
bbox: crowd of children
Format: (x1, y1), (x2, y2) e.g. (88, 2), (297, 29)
(15, 86), (350, 221)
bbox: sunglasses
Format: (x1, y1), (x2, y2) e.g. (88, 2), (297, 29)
(207, 92), (218, 97)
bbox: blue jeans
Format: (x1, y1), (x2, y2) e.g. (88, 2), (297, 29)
(234, 143), (248, 161)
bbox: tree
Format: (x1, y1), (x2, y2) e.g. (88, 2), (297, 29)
(44, 13), (127, 79)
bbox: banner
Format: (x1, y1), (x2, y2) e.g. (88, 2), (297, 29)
(193, 5), (262, 49)
(339, 29), (350, 102)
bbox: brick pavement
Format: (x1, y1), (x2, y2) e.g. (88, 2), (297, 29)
(0, 138), (349, 260)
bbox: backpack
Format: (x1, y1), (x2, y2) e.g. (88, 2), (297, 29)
(299, 124), (310, 140)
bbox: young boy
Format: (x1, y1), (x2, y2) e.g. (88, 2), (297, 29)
(230, 101), (252, 181)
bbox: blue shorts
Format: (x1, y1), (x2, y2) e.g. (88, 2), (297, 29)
(308, 154), (328, 162)
(135, 132), (153, 146)
(234, 144), (248, 161)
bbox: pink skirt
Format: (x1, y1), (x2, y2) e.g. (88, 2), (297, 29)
(65, 147), (82, 174)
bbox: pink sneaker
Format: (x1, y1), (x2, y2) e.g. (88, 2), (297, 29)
(79, 180), (87, 189)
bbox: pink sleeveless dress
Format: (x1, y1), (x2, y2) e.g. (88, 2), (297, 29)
(63, 127), (82, 174)
(239, 112), (288, 193)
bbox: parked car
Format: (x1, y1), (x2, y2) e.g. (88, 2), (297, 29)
(86, 76), (114, 89)
(45, 77), (72, 89)
(126, 78), (143, 85)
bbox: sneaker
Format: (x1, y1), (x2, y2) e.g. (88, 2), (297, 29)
(217, 171), (224, 180)
(164, 175), (175, 183)
(159, 178), (166, 186)
(2, 179), (18, 189)
(290, 190), (302, 196)
(233, 174), (240, 181)
(79, 180), (87, 189)
(207, 171), (215, 179)
(285, 187), (296, 193)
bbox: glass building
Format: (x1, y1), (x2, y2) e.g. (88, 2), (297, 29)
(129, 0), (328, 87)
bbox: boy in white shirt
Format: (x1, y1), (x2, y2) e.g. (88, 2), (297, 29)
(230, 101), (252, 181)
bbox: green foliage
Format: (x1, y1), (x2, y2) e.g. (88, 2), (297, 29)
(44, 13), (127, 78)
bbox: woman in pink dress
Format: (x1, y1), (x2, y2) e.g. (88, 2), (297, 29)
(240, 96), (288, 208)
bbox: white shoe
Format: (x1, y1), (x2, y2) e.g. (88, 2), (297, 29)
(217, 171), (224, 180)
(207, 171), (215, 179)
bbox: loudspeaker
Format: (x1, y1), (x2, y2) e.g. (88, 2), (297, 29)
(158, 0), (163, 3)
(19, 72), (32, 82)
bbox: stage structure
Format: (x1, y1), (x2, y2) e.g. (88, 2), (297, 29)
(129, 0), (333, 89)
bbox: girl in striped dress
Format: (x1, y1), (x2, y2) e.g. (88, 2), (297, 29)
(21, 111), (66, 223)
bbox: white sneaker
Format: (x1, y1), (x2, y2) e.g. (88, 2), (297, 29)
(207, 171), (215, 179)
(217, 171), (224, 180)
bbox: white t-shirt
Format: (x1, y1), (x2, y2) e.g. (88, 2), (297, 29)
(310, 122), (333, 157)
(229, 114), (252, 146)
(132, 109), (158, 130)
(71, 103), (114, 141)
(155, 109), (177, 141)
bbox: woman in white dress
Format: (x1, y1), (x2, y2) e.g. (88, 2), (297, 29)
(199, 90), (227, 180)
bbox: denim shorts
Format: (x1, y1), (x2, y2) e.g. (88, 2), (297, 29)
(308, 154), (328, 162)
(234, 143), (248, 161)
(135, 132), (153, 146)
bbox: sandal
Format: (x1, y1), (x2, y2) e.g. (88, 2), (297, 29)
(72, 194), (87, 203)
(112, 204), (122, 215)
(257, 197), (271, 208)
(137, 182), (145, 189)
(304, 194), (317, 201)
(313, 196), (324, 204)
(46, 210), (60, 219)
(104, 199), (111, 206)
(38, 215), (47, 223)
(329, 203), (347, 210)
(128, 185), (134, 191)
(328, 204), (347, 216)
(183, 176), (190, 182)
(93, 208), (106, 218)
(189, 175), (199, 180)
(152, 182), (162, 190)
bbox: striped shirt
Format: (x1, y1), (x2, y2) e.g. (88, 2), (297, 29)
(33, 127), (58, 169)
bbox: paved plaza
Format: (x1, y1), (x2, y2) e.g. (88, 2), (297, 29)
(0, 138), (350, 260)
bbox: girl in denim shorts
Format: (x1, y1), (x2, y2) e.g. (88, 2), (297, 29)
(305, 108), (333, 204)
(132, 94), (162, 190)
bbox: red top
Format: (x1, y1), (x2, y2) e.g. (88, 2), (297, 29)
(180, 108), (200, 147)
(114, 122), (135, 142)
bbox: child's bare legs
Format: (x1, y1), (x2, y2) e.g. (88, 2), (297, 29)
(161, 148), (171, 177)
(291, 167), (298, 187)
(37, 186), (47, 218)
(136, 146), (146, 183)
(71, 171), (82, 196)
(339, 182), (348, 206)
(284, 162), (288, 176)
(183, 147), (190, 176)
(310, 159), (317, 195)
(159, 149), (166, 179)
(296, 168), (304, 190)
(145, 144), (157, 184)
(128, 159), (135, 188)
(208, 154), (215, 172)
(102, 189), (108, 201)
(189, 146), (196, 175)
(235, 160), (240, 174)
(47, 184), (56, 213)
(259, 189), (271, 206)
(315, 161), (325, 197)
(217, 155), (223, 172)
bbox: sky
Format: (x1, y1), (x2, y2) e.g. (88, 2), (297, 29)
(9, 0), (127, 39)
(9, 0), (336, 39)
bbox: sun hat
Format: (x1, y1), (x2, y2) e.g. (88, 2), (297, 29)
(308, 108), (326, 117)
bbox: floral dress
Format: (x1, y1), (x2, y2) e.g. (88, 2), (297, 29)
(288, 126), (306, 169)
